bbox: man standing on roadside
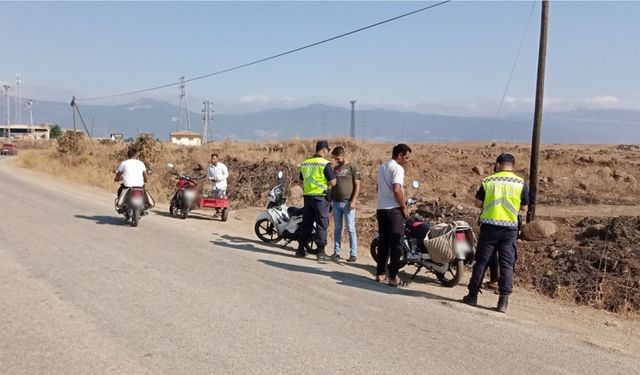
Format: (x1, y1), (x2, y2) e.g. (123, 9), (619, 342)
(463, 153), (528, 313)
(296, 140), (337, 261)
(375, 144), (412, 287)
(207, 153), (229, 216)
(330, 146), (361, 263)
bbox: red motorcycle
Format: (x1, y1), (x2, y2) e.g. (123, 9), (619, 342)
(167, 163), (229, 221)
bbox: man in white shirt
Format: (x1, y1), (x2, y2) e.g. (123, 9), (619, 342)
(375, 143), (412, 287)
(207, 153), (229, 198)
(114, 148), (148, 209)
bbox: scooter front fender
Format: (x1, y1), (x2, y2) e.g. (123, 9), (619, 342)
(256, 211), (271, 222)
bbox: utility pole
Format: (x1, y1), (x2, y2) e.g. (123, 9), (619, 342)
(350, 99), (356, 138)
(3, 85), (10, 138)
(526, 0), (549, 223)
(26, 99), (34, 137)
(177, 76), (191, 131)
(202, 100), (212, 144)
(15, 74), (22, 125)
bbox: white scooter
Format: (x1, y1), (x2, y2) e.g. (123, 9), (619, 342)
(254, 170), (317, 254)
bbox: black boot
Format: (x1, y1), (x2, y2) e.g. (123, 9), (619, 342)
(462, 291), (478, 307)
(497, 294), (509, 313)
(295, 246), (307, 258)
(316, 247), (330, 261)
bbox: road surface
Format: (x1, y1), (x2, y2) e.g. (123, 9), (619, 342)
(1, 159), (639, 374)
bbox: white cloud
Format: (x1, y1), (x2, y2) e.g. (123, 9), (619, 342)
(239, 94), (269, 104)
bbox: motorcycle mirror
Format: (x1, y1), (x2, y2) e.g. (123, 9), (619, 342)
(276, 170), (284, 179)
(412, 180), (420, 189)
(167, 163), (174, 169)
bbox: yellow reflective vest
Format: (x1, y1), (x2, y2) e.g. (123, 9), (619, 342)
(479, 171), (524, 228)
(300, 156), (330, 196)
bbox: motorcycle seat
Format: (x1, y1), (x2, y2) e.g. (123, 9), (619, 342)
(287, 207), (303, 218)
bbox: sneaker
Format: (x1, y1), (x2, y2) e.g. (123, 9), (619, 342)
(462, 293), (478, 307)
(295, 248), (307, 258)
(347, 256), (357, 263)
(331, 253), (341, 262)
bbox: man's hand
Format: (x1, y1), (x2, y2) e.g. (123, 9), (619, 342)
(402, 206), (409, 219)
(349, 200), (357, 210)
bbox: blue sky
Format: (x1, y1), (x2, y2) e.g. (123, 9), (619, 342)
(1, 1), (638, 115)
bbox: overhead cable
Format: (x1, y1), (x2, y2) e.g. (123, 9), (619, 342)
(77, 0), (451, 101)
(489, 0), (537, 139)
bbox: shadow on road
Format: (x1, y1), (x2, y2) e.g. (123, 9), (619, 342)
(212, 234), (469, 289)
(258, 259), (461, 303)
(74, 214), (125, 226)
(210, 235), (295, 260)
(151, 209), (216, 221)
(209, 235), (460, 302)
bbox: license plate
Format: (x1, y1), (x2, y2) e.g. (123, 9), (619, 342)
(131, 197), (144, 206)
(184, 190), (197, 199)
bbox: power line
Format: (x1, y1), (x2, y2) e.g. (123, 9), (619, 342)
(76, 1), (451, 102)
(489, 0), (537, 140)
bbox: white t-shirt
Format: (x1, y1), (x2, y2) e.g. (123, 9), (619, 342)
(376, 159), (404, 209)
(207, 162), (229, 190)
(117, 159), (147, 187)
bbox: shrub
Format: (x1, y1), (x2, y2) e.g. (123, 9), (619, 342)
(56, 131), (86, 154)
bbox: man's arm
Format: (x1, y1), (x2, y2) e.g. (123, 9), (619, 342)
(474, 185), (485, 208)
(143, 171), (148, 184)
(324, 163), (337, 188)
(349, 165), (361, 209)
(350, 179), (361, 209)
(392, 183), (408, 218)
(114, 171), (123, 182)
(220, 165), (229, 181)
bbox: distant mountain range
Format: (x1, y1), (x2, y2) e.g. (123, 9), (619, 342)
(1, 98), (639, 143)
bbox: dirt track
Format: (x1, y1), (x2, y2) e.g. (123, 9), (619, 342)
(1, 157), (640, 374)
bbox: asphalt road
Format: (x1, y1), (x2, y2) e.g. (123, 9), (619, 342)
(1, 160), (639, 374)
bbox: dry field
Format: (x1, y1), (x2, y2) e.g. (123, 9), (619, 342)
(13, 136), (640, 314)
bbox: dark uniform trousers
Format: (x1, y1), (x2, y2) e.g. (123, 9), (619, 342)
(468, 224), (517, 295)
(299, 195), (330, 249)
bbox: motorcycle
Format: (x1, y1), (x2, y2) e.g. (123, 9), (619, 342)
(167, 163), (206, 220)
(116, 186), (147, 227)
(254, 170), (317, 254)
(370, 181), (476, 287)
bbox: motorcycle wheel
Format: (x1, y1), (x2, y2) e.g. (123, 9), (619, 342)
(303, 229), (318, 255)
(181, 206), (189, 220)
(169, 200), (176, 216)
(435, 259), (465, 287)
(131, 209), (140, 227)
(254, 219), (281, 243)
(369, 237), (407, 268)
(221, 208), (229, 222)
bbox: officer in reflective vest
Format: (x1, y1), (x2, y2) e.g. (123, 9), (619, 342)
(295, 140), (337, 261)
(463, 153), (529, 313)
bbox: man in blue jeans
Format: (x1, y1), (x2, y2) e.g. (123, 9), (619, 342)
(330, 146), (361, 262)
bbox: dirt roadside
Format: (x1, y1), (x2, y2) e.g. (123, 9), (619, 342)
(2, 156), (639, 359)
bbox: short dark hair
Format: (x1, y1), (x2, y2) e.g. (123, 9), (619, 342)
(127, 148), (138, 159)
(331, 146), (345, 156)
(211, 153), (219, 158)
(392, 144), (412, 158)
(315, 140), (330, 152)
(496, 153), (515, 164)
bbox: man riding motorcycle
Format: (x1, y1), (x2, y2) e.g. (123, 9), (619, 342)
(115, 148), (151, 212)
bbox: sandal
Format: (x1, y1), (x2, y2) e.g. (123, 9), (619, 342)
(375, 274), (388, 282)
(388, 276), (408, 288)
